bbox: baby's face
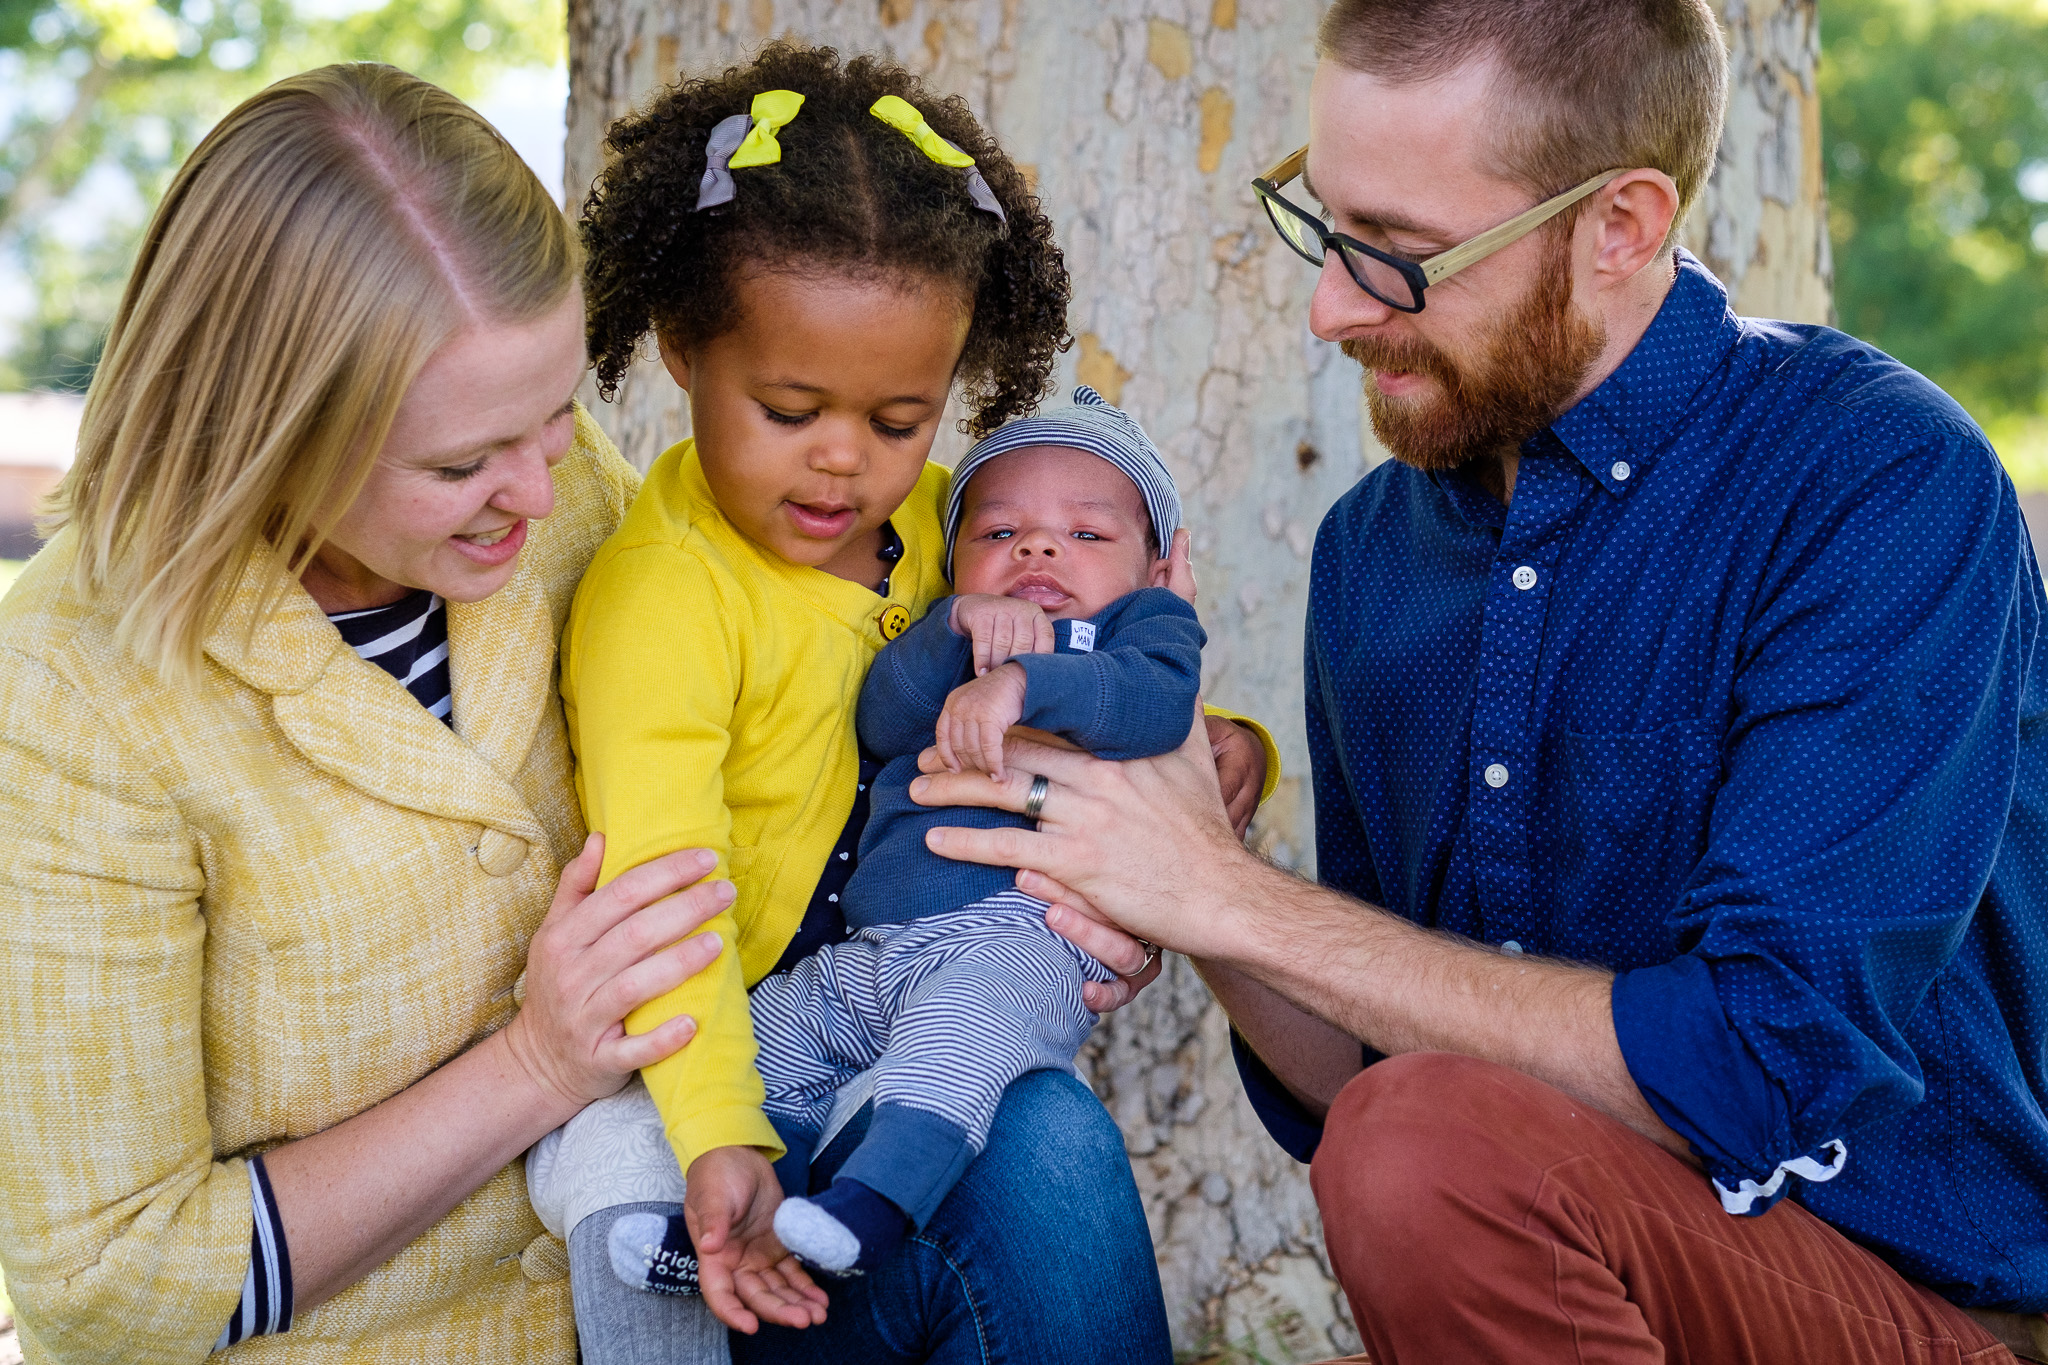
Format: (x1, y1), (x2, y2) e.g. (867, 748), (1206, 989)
(951, 446), (1167, 619)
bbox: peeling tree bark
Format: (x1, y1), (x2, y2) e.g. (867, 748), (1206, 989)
(1685, 0), (1832, 326)
(564, 2), (1827, 1357)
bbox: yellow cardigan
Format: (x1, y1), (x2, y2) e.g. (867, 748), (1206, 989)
(561, 439), (1282, 1176)
(0, 408), (634, 1365)
(561, 441), (955, 1169)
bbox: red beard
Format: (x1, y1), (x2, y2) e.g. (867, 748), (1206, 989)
(1343, 241), (1605, 473)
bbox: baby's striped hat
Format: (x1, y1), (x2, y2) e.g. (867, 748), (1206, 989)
(943, 385), (1182, 578)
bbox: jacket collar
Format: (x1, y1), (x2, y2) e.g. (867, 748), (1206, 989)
(204, 543), (548, 843)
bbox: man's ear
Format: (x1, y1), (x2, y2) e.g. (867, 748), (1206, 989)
(656, 333), (693, 391)
(1587, 168), (1680, 288)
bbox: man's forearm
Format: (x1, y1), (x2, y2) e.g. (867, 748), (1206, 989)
(1212, 860), (1691, 1158)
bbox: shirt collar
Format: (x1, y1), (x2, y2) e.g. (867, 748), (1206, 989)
(1544, 248), (1743, 496)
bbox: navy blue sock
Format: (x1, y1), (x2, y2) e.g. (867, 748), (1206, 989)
(772, 1177), (910, 1273)
(607, 1210), (701, 1295)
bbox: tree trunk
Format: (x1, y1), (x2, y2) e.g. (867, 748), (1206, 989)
(564, 3), (1828, 1357)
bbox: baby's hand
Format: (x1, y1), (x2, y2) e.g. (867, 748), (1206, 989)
(937, 663), (1029, 779)
(949, 594), (1055, 675)
(685, 1145), (828, 1333)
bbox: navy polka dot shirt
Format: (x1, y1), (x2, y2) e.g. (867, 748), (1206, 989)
(1255, 251), (2048, 1310)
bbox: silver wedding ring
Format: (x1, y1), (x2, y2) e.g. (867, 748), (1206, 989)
(1024, 772), (1050, 821)
(1127, 940), (1160, 978)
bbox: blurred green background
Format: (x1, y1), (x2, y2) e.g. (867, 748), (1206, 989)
(1823, 0), (2048, 488)
(0, 0), (565, 392)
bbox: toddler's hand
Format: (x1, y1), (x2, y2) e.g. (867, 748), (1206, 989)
(937, 663), (1029, 780)
(685, 1145), (828, 1334)
(949, 594), (1055, 675)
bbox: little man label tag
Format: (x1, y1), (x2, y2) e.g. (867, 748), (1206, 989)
(1067, 620), (1096, 653)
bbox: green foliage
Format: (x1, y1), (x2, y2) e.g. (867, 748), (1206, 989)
(0, 0), (564, 390)
(1822, 0), (2048, 475)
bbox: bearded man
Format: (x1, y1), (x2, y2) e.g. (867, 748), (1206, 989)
(911, 1), (2048, 1361)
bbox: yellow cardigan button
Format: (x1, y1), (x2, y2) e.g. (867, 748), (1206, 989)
(475, 829), (529, 877)
(878, 604), (910, 639)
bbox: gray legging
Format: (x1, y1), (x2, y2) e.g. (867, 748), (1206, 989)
(568, 1202), (727, 1365)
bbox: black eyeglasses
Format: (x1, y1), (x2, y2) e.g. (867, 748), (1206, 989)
(1251, 146), (1622, 313)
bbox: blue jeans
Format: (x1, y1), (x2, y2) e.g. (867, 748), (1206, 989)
(732, 1069), (1171, 1364)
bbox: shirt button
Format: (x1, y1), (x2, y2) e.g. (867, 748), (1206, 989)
(1502, 940), (1524, 954)
(1484, 763), (1510, 788)
(1612, 460), (1632, 481)
(1511, 565), (1538, 591)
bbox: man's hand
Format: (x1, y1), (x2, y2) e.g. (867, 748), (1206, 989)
(936, 663), (1029, 780)
(1207, 715), (1266, 838)
(950, 594), (1055, 675)
(684, 1145), (828, 1334)
(914, 718), (1248, 956)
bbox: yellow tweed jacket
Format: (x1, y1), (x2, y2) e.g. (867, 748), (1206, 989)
(0, 409), (635, 1364)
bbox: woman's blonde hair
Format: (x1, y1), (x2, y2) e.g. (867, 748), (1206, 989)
(48, 62), (577, 684)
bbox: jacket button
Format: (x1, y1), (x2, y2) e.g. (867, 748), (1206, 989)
(521, 1233), (570, 1282)
(475, 829), (529, 877)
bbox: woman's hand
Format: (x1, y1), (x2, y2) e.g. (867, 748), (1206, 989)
(500, 833), (733, 1110)
(685, 1145), (830, 1333)
(1207, 715), (1266, 838)
(1019, 869), (1165, 1013)
(267, 835), (739, 1313)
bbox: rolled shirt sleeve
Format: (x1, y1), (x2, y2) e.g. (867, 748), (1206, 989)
(1612, 420), (2034, 1212)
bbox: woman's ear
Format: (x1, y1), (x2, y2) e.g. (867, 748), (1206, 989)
(656, 333), (693, 391)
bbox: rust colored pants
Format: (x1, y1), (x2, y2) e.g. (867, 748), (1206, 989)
(1310, 1052), (2016, 1364)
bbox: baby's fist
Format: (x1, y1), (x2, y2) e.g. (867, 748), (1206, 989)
(949, 594), (1056, 675)
(937, 663), (1029, 779)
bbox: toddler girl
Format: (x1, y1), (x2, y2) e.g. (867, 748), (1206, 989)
(527, 41), (1267, 1364)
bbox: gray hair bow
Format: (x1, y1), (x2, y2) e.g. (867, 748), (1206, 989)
(694, 112), (754, 212)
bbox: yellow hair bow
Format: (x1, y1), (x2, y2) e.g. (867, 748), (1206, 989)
(869, 95), (974, 168)
(729, 88), (806, 170)
(869, 95), (1005, 218)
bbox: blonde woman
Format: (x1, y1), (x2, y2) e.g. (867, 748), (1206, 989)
(0, 65), (752, 1362)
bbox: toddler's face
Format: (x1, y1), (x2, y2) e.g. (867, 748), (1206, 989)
(662, 270), (970, 582)
(951, 446), (1169, 619)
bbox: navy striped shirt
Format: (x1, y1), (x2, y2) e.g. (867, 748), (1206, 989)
(329, 589), (452, 724)
(214, 1156), (290, 1349)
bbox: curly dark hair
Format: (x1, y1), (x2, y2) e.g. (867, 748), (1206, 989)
(583, 43), (1070, 438)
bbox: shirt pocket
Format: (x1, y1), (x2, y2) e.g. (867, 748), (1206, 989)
(1552, 718), (1722, 942)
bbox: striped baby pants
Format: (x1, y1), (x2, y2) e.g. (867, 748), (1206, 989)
(749, 890), (1119, 1228)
